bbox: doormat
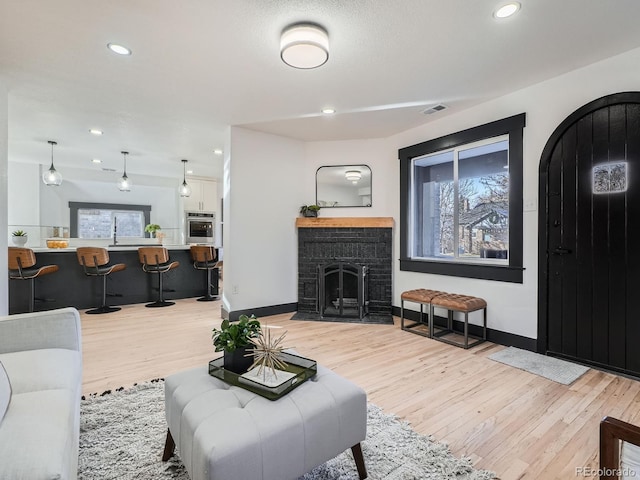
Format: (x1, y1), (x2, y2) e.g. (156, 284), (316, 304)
(488, 347), (590, 385)
(290, 312), (394, 325)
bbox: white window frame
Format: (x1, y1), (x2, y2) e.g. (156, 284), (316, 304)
(409, 135), (510, 265)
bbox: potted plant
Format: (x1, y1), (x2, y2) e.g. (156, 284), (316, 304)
(11, 230), (27, 246)
(212, 314), (261, 373)
(300, 205), (321, 218)
(144, 223), (162, 238)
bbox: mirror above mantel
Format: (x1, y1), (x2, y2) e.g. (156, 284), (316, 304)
(316, 165), (372, 208)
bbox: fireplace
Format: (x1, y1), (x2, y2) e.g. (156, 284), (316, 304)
(319, 262), (368, 319)
(295, 217), (393, 323)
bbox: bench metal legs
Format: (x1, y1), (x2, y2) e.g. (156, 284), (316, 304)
(430, 305), (487, 349)
(400, 299), (432, 338)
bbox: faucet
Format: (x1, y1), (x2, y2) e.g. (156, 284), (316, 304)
(113, 217), (117, 245)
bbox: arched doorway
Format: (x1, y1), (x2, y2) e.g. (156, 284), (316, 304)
(538, 92), (640, 376)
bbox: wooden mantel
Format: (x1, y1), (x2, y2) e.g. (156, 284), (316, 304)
(295, 217), (394, 228)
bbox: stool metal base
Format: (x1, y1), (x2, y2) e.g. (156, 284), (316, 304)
(86, 305), (121, 314)
(197, 295), (217, 302)
(145, 300), (175, 308)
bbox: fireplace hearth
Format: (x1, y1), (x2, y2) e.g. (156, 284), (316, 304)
(294, 217), (393, 324)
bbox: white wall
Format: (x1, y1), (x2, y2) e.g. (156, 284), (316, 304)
(222, 127), (307, 315)
(8, 162), (39, 226)
(388, 45), (640, 339)
(0, 81), (7, 314)
(305, 139), (395, 218)
(225, 46), (640, 340)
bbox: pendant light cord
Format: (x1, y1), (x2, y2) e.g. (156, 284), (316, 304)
(49, 140), (57, 170)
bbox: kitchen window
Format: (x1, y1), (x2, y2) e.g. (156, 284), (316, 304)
(399, 113), (525, 283)
(69, 202), (151, 239)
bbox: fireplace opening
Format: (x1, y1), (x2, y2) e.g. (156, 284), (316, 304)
(318, 262), (368, 319)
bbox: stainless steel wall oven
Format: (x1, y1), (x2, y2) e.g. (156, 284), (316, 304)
(186, 211), (215, 244)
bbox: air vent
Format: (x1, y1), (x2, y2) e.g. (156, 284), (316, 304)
(422, 104), (447, 115)
(102, 167), (116, 172)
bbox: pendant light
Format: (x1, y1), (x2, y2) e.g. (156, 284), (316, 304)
(42, 140), (63, 186)
(179, 159), (191, 197)
(118, 151), (131, 191)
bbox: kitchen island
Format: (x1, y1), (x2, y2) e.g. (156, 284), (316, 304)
(8, 245), (219, 314)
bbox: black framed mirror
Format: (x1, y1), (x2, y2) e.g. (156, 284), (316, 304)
(315, 165), (372, 207)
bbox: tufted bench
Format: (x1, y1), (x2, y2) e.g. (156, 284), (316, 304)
(400, 288), (447, 338)
(430, 293), (487, 349)
(162, 361), (368, 480)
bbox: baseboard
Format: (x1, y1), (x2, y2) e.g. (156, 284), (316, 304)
(228, 303), (298, 321)
(392, 305), (536, 352)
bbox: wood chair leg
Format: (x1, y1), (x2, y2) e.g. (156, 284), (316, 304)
(162, 428), (175, 461)
(351, 443), (367, 479)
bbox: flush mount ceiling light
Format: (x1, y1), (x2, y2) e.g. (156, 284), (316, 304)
(321, 108), (336, 114)
(280, 23), (329, 69)
(179, 159), (191, 197)
(494, 2), (521, 18)
(107, 43), (132, 55)
(42, 140), (63, 186)
(213, 149), (223, 155)
(345, 170), (362, 184)
(118, 151), (131, 192)
(91, 158), (102, 164)
(89, 128), (103, 136)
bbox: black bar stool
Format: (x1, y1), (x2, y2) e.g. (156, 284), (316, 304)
(190, 245), (220, 302)
(8, 247), (59, 312)
(138, 247), (180, 307)
(76, 247), (126, 314)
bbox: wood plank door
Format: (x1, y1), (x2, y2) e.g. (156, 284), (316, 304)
(539, 92), (640, 376)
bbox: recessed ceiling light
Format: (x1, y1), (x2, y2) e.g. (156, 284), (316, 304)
(107, 43), (132, 55)
(494, 2), (520, 18)
(213, 149), (223, 155)
(321, 108), (336, 114)
(89, 129), (103, 136)
(91, 158), (102, 164)
(187, 170), (194, 175)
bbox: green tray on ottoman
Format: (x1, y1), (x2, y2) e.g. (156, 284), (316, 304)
(208, 351), (317, 400)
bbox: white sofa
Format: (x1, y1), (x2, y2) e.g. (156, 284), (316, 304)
(0, 307), (82, 480)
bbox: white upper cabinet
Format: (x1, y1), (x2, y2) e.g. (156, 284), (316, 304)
(184, 178), (218, 212)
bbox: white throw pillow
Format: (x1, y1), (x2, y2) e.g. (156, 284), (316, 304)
(0, 360), (11, 424)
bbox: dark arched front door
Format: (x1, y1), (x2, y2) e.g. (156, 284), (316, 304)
(538, 92), (640, 377)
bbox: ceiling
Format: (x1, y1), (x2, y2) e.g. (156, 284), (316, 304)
(2, 1), (640, 182)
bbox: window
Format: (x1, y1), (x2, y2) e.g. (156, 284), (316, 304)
(399, 113), (525, 283)
(69, 202), (151, 239)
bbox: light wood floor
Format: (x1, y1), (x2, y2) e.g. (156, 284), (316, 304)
(81, 298), (640, 480)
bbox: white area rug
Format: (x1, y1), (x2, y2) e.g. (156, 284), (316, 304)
(489, 347), (590, 385)
(79, 381), (496, 480)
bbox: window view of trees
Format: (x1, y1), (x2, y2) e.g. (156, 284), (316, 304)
(78, 209), (144, 239)
(411, 137), (509, 263)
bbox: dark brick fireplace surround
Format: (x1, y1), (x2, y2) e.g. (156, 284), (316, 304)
(295, 217), (393, 322)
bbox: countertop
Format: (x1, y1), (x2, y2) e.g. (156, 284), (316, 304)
(31, 244), (195, 253)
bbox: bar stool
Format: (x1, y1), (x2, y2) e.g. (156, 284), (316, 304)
(138, 247), (180, 308)
(190, 245), (220, 302)
(76, 247), (126, 314)
(8, 247), (59, 313)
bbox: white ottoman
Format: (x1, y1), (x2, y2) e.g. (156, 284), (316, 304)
(163, 362), (367, 480)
